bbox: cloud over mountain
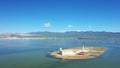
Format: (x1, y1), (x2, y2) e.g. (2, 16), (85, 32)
(44, 22), (51, 28)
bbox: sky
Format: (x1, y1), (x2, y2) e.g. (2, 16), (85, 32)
(0, 0), (120, 33)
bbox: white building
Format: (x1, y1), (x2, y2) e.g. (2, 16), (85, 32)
(59, 48), (75, 56)
(59, 46), (89, 56)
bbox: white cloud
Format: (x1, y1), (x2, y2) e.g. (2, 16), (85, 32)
(67, 25), (73, 28)
(76, 30), (81, 32)
(44, 22), (51, 28)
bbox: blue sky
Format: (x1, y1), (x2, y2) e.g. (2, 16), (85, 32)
(0, 0), (120, 33)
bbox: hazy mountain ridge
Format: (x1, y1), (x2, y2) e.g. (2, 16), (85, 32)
(0, 31), (120, 40)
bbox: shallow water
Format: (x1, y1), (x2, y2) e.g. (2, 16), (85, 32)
(0, 39), (120, 68)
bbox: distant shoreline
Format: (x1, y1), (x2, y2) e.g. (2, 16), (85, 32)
(0, 31), (120, 40)
(0, 37), (119, 40)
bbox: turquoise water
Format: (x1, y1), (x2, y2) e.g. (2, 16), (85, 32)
(0, 39), (120, 68)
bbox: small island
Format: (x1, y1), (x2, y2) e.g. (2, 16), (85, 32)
(50, 46), (107, 60)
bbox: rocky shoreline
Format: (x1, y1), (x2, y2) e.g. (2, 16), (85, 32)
(50, 46), (107, 60)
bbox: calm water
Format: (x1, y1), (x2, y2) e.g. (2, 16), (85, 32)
(0, 39), (120, 68)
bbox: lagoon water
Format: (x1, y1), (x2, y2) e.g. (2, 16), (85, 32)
(0, 39), (120, 68)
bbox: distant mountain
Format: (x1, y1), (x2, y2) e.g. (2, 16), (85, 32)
(0, 31), (120, 40)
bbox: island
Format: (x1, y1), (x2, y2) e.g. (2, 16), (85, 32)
(50, 46), (107, 60)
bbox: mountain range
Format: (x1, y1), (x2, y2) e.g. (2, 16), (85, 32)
(0, 31), (120, 40)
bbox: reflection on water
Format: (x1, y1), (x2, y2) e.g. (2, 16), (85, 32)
(0, 40), (120, 68)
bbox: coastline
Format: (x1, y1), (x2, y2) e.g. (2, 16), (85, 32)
(50, 46), (107, 60)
